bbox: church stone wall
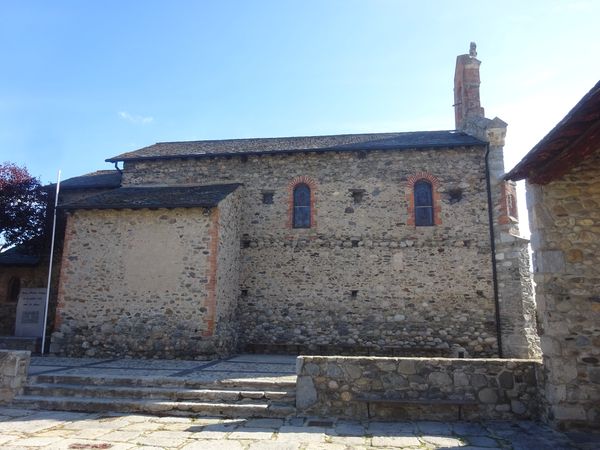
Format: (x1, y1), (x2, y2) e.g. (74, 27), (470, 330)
(464, 120), (540, 359)
(124, 146), (501, 357)
(212, 190), (242, 355)
(527, 148), (600, 429)
(51, 206), (232, 359)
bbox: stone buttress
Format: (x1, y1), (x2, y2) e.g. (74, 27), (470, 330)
(454, 43), (540, 359)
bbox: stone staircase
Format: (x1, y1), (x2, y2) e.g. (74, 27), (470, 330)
(12, 373), (297, 418)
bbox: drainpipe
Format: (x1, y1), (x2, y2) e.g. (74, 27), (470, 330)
(485, 143), (503, 358)
(113, 162), (123, 174)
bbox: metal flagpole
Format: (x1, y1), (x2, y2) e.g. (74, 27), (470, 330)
(41, 170), (61, 355)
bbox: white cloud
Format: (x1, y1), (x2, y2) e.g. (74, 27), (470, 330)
(118, 111), (154, 124)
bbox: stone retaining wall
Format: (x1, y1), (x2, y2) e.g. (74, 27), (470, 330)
(297, 356), (541, 420)
(0, 350), (30, 403)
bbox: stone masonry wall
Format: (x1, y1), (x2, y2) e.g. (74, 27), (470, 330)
(123, 147), (501, 357)
(527, 147), (600, 429)
(297, 355), (540, 420)
(212, 190), (242, 354)
(0, 350), (30, 403)
(51, 206), (235, 359)
(464, 118), (540, 359)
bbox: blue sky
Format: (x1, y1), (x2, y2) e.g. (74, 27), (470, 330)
(2, 0), (599, 232)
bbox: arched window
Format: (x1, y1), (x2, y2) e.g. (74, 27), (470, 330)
(414, 180), (434, 226)
(293, 183), (311, 228)
(7, 277), (20, 303)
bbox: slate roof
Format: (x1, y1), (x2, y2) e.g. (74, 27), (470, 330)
(60, 184), (241, 211)
(506, 80), (600, 183)
(0, 247), (40, 266)
(106, 130), (485, 162)
(48, 170), (122, 190)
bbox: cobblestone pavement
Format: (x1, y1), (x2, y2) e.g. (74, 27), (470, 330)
(0, 407), (597, 449)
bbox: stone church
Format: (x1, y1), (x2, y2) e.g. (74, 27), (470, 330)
(2, 45), (540, 360)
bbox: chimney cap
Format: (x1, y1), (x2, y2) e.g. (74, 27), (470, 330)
(469, 42), (477, 57)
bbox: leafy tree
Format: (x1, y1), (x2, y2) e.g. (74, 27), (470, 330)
(0, 162), (48, 252)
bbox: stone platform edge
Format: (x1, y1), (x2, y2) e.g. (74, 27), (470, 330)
(296, 355), (542, 420)
(0, 349), (30, 403)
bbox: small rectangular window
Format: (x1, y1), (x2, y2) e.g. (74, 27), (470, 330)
(349, 189), (365, 204)
(262, 192), (274, 204)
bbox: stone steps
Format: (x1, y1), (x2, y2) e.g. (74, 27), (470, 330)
(12, 395), (296, 417)
(14, 373), (297, 418)
(23, 383), (295, 402)
(29, 374), (296, 391)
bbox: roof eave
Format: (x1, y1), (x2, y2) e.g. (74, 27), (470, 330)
(506, 80), (600, 182)
(59, 183), (242, 211)
(45, 184), (122, 191)
(106, 140), (487, 163)
(60, 203), (219, 211)
(0, 255), (41, 266)
(0, 260), (41, 267)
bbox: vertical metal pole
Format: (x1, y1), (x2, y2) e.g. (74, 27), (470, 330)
(41, 170), (61, 355)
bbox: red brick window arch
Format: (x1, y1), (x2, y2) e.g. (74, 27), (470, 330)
(287, 176), (317, 229)
(406, 172), (442, 226)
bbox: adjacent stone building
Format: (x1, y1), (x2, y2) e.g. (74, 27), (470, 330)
(507, 80), (600, 430)
(0, 171), (122, 344)
(0, 250), (44, 338)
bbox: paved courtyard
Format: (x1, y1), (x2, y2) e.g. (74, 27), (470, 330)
(0, 406), (595, 449)
(5, 354), (597, 448)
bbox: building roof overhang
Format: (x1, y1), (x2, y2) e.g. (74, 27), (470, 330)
(45, 170), (122, 191)
(59, 183), (242, 211)
(0, 247), (41, 266)
(506, 80), (600, 184)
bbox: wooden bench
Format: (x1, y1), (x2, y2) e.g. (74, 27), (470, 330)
(353, 396), (477, 420)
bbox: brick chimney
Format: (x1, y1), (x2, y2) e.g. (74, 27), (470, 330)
(454, 42), (485, 130)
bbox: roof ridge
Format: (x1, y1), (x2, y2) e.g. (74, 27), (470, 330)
(107, 130), (484, 163)
(152, 129), (461, 145)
